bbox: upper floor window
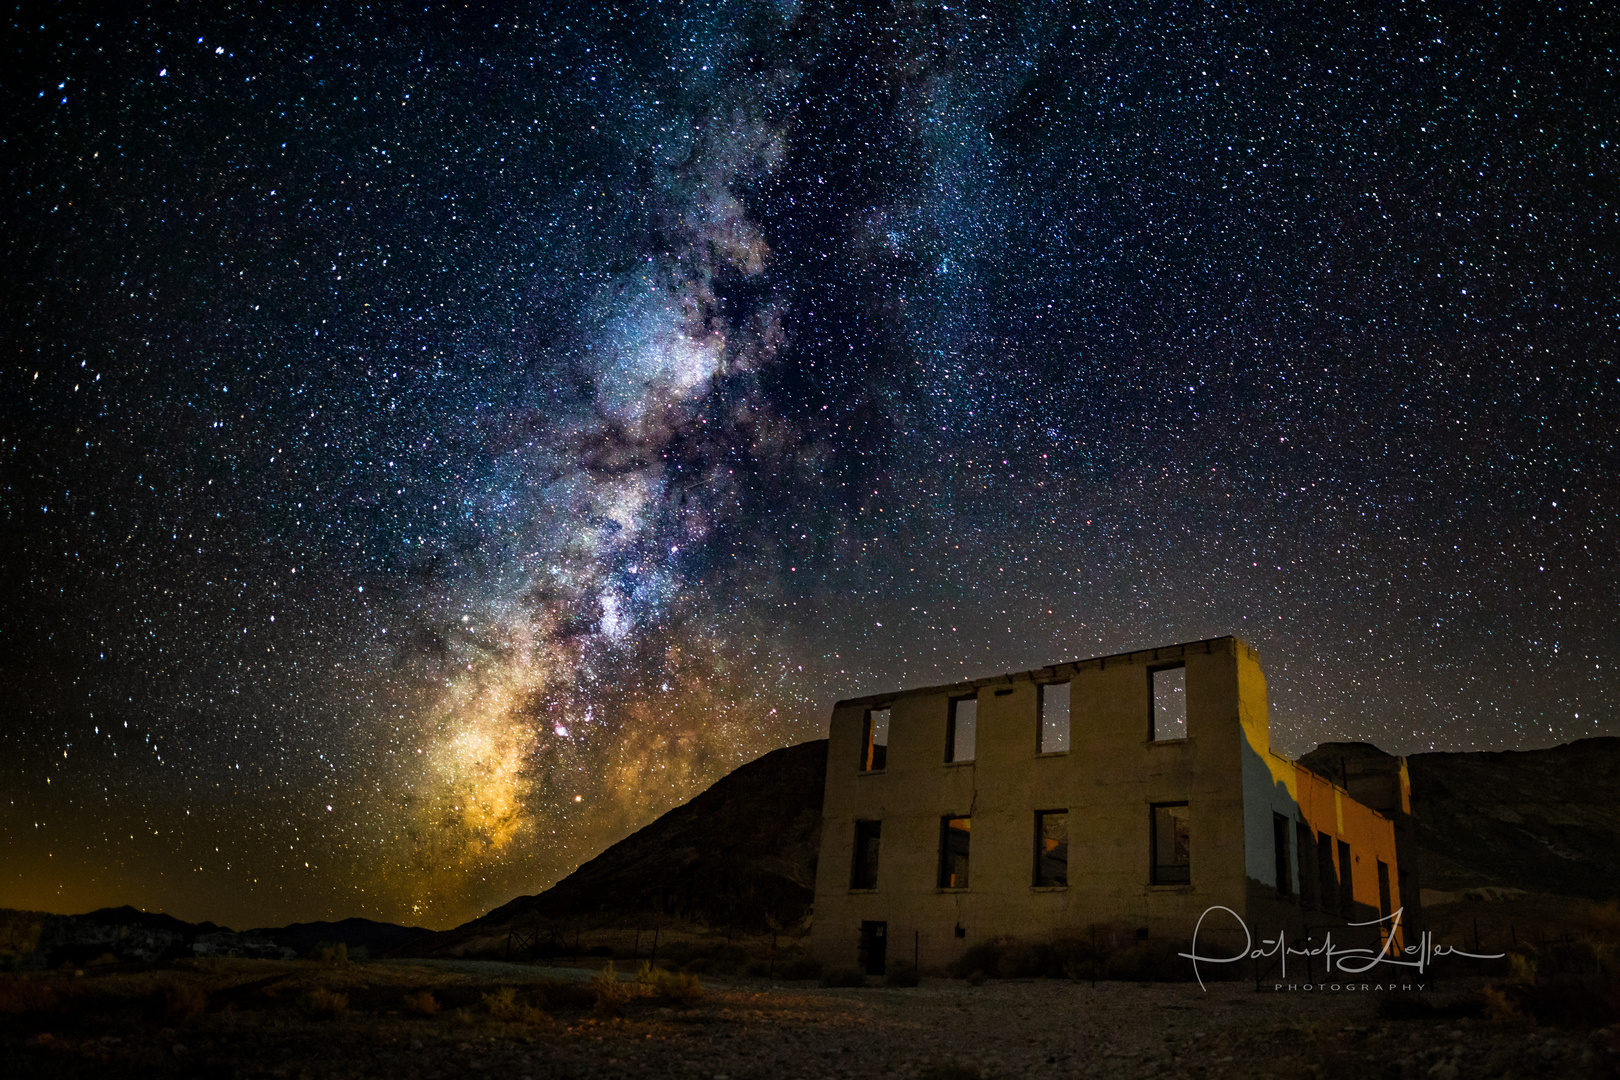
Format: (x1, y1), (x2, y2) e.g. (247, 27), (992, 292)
(860, 708), (889, 771)
(1150, 665), (1186, 740)
(1038, 681), (1071, 753)
(946, 696), (977, 762)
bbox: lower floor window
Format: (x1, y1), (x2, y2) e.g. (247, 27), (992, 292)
(1035, 810), (1068, 886)
(938, 815), (971, 888)
(1151, 802), (1190, 885)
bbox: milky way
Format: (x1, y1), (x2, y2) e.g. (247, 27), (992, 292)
(4, 3), (1616, 929)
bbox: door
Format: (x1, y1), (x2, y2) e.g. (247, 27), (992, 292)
(857, 920), (887, 976)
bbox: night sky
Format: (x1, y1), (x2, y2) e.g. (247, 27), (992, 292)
(3, 2), (1615, 931)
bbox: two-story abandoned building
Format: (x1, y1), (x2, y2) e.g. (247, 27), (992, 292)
(809, 637), (1413, 975)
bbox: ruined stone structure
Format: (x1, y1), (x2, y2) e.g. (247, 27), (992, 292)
(809, 637), (1412, 975)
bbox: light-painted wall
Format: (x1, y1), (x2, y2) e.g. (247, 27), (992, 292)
(809, 636), (1403, 974)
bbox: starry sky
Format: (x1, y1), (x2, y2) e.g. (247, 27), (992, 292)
(3, 2), (1615, 931)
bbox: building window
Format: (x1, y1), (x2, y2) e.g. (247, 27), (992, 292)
(1038, 681), (1071, 753)
(1035, 810), (1068, 886)
(1338, 840), (1354, 916)
(1150, 665), (1186, 740)
(1317, 832), (1337, 911)
(851, 820), (881, 890)
(1272, 813), (1292, 896)
(938, 815), (972, 888)
(860, 708), (889, 772)
(1377, 859), (1392, 920)
(1151, 803), (1190, 884)
(946, 697), (977, 762)
(1296, 821), (1317, 909)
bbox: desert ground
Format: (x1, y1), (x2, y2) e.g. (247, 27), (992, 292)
(4, 955), (1618, 1080)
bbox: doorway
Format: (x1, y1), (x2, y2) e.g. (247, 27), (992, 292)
(857, 920), (887, 976)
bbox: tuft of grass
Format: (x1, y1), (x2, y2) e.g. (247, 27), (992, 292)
(636, 963), (702, 1007)
(482, 985), (545, 1024)
(299, 986), (349, 1019)
(401, 989), (441, 1017)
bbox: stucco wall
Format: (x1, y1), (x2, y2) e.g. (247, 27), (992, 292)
(809, 636), (1403, 974)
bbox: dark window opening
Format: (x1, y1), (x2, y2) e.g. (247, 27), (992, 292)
(939, 815), (972, 888)
(1272, 813), (1292, 896)
(1150, 666), (1187, 740)
(1296, 821), (1317, 909)
(1039, 682), (1071, 753)
(1317, 832), (1337, 912)
(946, 697), (977, 762)
(859, 708), (889, 772)
(857, 920), (887, 977)
(1151, 803), (1190, 885)
(1377, 859), (1392, 920)
(851, 820), (881, 890)
(1035, 810), (1069, 886)
(1338, 840), (1354, 917)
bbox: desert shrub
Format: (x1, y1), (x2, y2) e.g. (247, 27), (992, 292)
(1493, 981), (1620, 1029)
(162, 983), (209, 1022)
(591, 961), (634, 1017)
(636, 964), (702, 1007)
(401, 990), (441, 1017)
(1377, 993), (1483, 1021)
(532, 977), (595, 1012)
(884, 965), (920, 988)
(299, 987), (349, 1019)
(778, 954), (823, 980)
(1481, 984), (1524, 1025)
(0, 977), (63, 1016)
(820, 968), (868, 988)
(483, 985), (545, 1023)
(312, 943), (348, 968)
(946, 942), (1005, 980)
(999, 939), (1070, 979)
(1100, 939), (1191, 982)
(1509, 953), (1539, 984)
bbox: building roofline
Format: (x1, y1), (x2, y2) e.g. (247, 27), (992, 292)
(835, 635), (1258, 709)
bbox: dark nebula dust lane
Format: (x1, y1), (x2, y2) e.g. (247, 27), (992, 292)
(2, 2), (1615, 929)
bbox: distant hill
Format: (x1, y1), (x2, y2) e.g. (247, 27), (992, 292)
(402, 739), (827, 958)
(1301, 736), (1620, 902)
(242, 917), (432, 957)
(0, 904), (430, 969)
